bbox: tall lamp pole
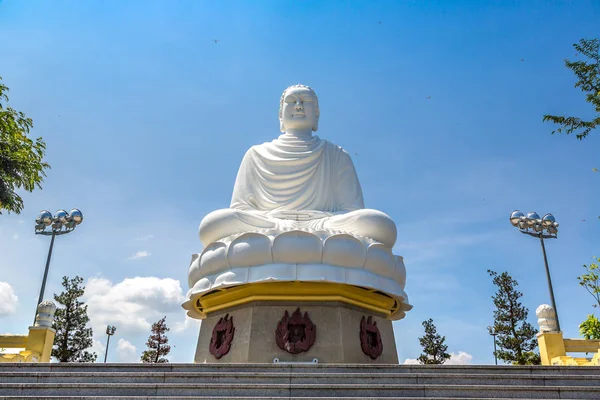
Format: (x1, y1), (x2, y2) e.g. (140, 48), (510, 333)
(509, 210), (561, 332)
(487, 326), (498, 365)
(104, 325), (117, 363)
(34, 209), (84, 324)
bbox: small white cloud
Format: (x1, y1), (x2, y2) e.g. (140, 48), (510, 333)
(397, 233), (492, 266)
(128, 250), (150, 260)
(446, 351), (474, 365)
(403, 358), (420, 365)
(173, 316), (202, 333)
(403, 351), (473, 365)
(135, 235), (154, 241)
(115, 338), (138, 363)
(0, 282), (18, 316)
(12, 234), (18, 240)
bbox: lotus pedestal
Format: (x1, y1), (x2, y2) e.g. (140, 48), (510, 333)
(184, 231), (412, 364)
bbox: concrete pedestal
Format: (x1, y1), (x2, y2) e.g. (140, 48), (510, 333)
(194, 301), (398, 364)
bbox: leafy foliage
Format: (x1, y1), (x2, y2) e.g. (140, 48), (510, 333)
(577, 258), (600, 339)
(52, 276), (97, 362)
(141, 316), (171, 363)
(487, 270), (540, 365)
(0, 77), (50, 214)
(417, 318), (451, 364)
(579, 314), (600, 340)
(543, 38), (600, 140)
(577, 257), (600, 308)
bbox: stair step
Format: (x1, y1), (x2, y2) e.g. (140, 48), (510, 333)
(0, 383), (599, 399)
(0, 371), (599, 386)
(3, 364), (599, 398)
(2, 364), (600, 376)
(0, 397), (566, 400)
(0, 397), (574, 400)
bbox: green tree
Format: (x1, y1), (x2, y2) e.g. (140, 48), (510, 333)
(52, 276), (97, 362)
(141, 316), (171, 363)
(543, 38), (600, 140)
(580, 314), (600, 340)
(0, 77), (50, 214)
(417, 318), (451, 365)
(577, 257), (600, 308)
(577, 257), (600, 339)
(488, 270), (540, 365)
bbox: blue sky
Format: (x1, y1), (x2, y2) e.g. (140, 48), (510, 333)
(1, 0), (599, 364)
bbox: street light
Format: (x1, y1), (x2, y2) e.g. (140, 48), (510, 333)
(509, 210), (561, 332)
(487, 326), (498, 365)
(34, 209), (84, 324)
(104, 325), (117, 363)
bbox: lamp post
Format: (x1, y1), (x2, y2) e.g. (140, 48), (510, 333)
(509, 210), (561, 332)
(104, 325), (117, 363)
(487, 326), (498, 365)
(34, 209), (84, 324)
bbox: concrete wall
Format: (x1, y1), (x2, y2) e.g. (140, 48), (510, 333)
(195, 301), (398, 364)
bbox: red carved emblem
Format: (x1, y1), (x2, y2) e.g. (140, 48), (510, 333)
(360, 316), (383, 359)
(275, 308), (316, 354)
(209, 314), (235, 359)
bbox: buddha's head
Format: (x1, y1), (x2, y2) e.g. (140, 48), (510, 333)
(279, 84), (320, 133)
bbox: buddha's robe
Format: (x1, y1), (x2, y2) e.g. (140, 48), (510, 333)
(199, 133), (397, 247)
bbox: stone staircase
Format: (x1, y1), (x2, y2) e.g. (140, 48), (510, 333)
(1, 363), (600, 399)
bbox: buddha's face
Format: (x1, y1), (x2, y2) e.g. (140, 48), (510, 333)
(280, 87), (318, 132)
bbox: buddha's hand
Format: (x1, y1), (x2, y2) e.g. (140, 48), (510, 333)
(266, 210), (331, 221)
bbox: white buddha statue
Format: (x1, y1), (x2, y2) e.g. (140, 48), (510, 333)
(198, 84), (397, 248)
(185, 84), (411, 322)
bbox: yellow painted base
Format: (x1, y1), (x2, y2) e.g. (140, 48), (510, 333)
(193, 281), (402, 320)
(537, 332), (566, 365)
(0, 326), (55, 363)
(537, 331), (600, 366)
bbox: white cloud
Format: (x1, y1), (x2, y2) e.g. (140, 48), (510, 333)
(135, 235), (154, 241)
(403, 351), (473, 365)
(128, 250), (150, 260)
(84, 276), (186, 334)
(12, 234), (18, 240)
(173, 315), (202, 333)
(446, 351), (474, 365)
(403, 358), (420, 365)
(84, 277), (190, 363)
(115, 338), (138, 362)
(397, 232), (493, 266)
(0, 282), (18, 316)
(398, 234), (490, 251)
(90, 339), (106, 360)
